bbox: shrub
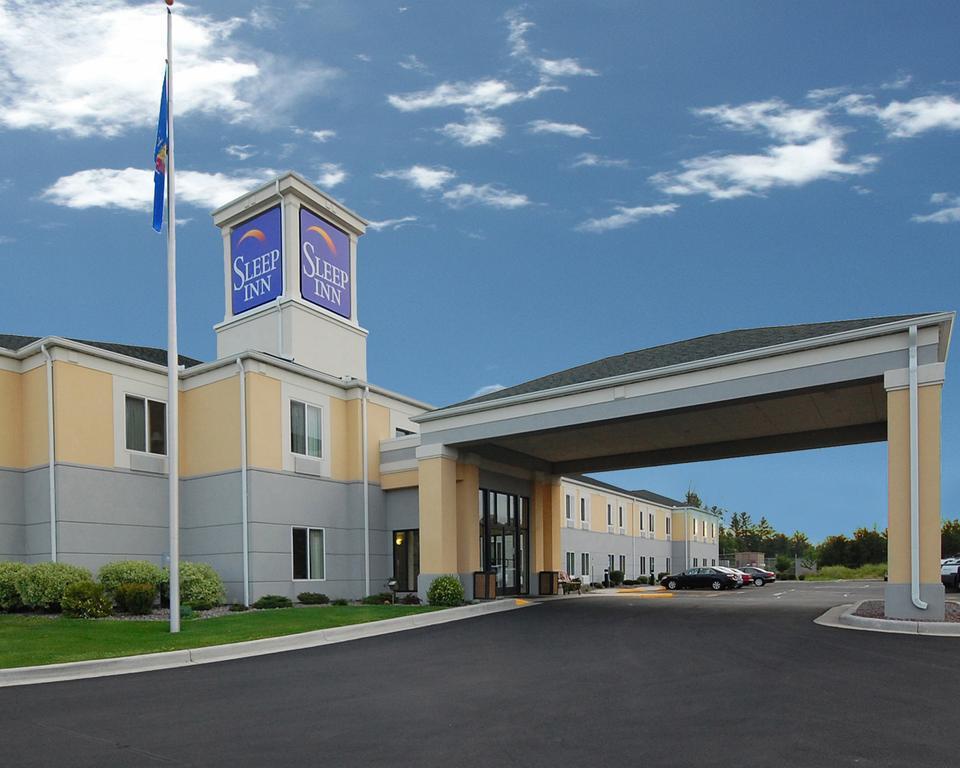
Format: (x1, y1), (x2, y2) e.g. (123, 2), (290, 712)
(161, 561), (225, 610)
(98, 560), (163, 595)
(180, 605), (195, 620)
(0, 561), (29, 611)
(361, 592), (394, 605)
(426, 575), (463, 607)
(331, 598), (348, 606)
(15, 562), (92, 611)
(657, 572), (667, 581)
(229, 603), (250, 612)
(114, 583), (156, 614)
(400, 593), (421, 605)
(622, 579), (637, 586)
(253, 594), (293, 609)
(62, 581), (113, 618)
(297, 592), (329, 605)
(609, 570), (624, 586)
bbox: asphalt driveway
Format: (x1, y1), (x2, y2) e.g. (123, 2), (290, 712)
(1, 582), (956, 768)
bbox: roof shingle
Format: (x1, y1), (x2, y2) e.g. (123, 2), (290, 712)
(0, 334), (204, 368)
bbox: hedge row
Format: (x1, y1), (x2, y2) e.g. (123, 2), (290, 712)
(0, 559), (225, 615)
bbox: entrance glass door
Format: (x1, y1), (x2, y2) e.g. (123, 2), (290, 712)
(480, 489), (529, 596)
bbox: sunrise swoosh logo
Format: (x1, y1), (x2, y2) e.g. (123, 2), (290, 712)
(306, 225), (337, 256)
(237, 229), (267, 245)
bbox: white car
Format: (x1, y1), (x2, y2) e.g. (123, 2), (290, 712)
(714, 566), (745, 588)
(941, 558), (960, 590)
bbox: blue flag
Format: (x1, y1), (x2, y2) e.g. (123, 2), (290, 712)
(152, 70), (168, 233)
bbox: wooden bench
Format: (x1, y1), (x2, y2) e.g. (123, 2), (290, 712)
(559, 571), (582, 594)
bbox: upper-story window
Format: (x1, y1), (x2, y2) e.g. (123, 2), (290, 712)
(291, 400), (322, 458)
(618, 506), (624, 528)
(125, 395), (166, 455)
(648, 512), (655, 532)
(606, 504), (613, 526)
(580, 498), (587, 525)
(665, 516), (671, 535)
(565, 495), (573, 520)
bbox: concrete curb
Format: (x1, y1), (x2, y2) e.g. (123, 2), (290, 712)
(814, 600), (960, 637)
(0, 599), (530, 688)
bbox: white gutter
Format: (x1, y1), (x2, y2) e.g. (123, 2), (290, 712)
(415, 311), (955, 424)
(236, 358), (250, 607)
(40, 344), (56, 562)
(908, 325), (927, 611)
(362, 384), (371, 597)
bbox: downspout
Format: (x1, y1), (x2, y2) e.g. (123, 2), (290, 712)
(632, 500), (637, 579)
(236, 358), (250, 607)
(40, 344), (56, 562)
(908, 325), (927, 610)
(361, 385), (370, 596)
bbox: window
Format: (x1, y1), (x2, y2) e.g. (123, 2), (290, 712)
(580, 498), (587, 524)
(650, 557), (656, 577)
(292, 527), (325, 580)
(639, 556), (646, 575)
(639, 510), (644, 531)
(701, 520), (706, 537)
(290, 400), (322, 458)
(565, 495), (573, 520)
(607, 504), (613, 526)
(712, 559), (716, 566)
(648, 512), (655, 533)
(618, 506), (624, 528)
(665, 517), (671, 535)
(125, 395), (166, 455)
(618, 555), (626, 573)
(665, 557), (671, 575)
(710, 523), (715, 539)
(693, 557), (698, 567)
(566, 551), (575, 575)
(692, 519), (696, 537)
(581, 552), (590, 578)
(608, 554), (615, 573)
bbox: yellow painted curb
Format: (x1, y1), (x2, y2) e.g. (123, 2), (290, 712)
(515, 599), (531, 606)
(620, 592), (674, 599)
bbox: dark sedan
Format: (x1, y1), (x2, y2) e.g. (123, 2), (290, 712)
(660, 567), (739, 591)
(738, 566), (776, 586)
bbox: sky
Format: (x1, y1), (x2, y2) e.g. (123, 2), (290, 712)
(0, 0), (957, 542)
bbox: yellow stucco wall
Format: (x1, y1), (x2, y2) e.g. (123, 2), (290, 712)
(0, 370), (23, 468)
(591, 493), (605, 531)
(21, 366), (49, 468)
(245, 372), (282, 471)
(381, 469), (419, 489)
(419, 456), (458, 573)
(328, 396), (349, 480)
(887, 384), (942, 584)
(456, 463), (480, 574)
(180, 376), (240, 476)
(53, 362), (113, 467)
(329, 396), (392, 483)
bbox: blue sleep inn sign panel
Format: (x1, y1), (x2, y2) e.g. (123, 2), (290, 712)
(230, 206), (283, 315)
(300, 207), (351, 319)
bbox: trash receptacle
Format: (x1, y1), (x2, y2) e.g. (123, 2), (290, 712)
(473, 571), (497, 600)
(538, 571), (559, 596)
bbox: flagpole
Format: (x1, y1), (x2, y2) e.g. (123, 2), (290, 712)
(165, 3), (181, 634)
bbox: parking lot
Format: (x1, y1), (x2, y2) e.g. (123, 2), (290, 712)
(1, 581), (956, 768)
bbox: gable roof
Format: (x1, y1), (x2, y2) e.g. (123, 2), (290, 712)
(0, 334), (204, 369)
(565, 474), (685, 507)
(456, 314), (932, 407)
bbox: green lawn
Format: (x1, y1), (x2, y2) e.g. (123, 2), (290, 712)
(0, 605), (439, 669)
(804, 563), (887, 581)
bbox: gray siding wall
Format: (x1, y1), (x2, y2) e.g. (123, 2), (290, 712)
(561, 526), (672, 582)
(0, 468), (24, 560)
(181, 471), (243, 602)
(671, 539), (720, 570)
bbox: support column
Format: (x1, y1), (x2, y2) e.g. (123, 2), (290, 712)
(884, 363), (945, 620)
(416, 444), (459, 599)
(455, 460), (480, 599)
(532, 477), (562, 594)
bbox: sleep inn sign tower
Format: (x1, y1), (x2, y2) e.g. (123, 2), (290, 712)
(0, 172), (951, 620)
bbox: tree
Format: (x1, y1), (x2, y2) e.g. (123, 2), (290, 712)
(817, 535), (849, 567)
(754, 517), (775, 547)
(848, 527), (887, 567)
(943, 519), (960, 557)
(685, 489), (703, 508)
(790, 530), (810, 556)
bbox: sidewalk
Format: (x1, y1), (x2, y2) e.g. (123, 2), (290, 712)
(0, 598), (531, 688)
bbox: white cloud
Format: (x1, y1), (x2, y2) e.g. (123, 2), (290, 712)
(439, 113), (505, 146)
(505, 10), (597, 78)
(355, 53), (371, 62)
(571, 152), (629, 168)
(576, 203), (678, 233)
(806, 86), (848, 102)
(41, 167), (277, 211)
(225, 144), (256, 160)
(0, 1), (338, 138)
(377, 165), (456, 191)
(387, 79), (557, 112)
(528, 119), (591, 138)
(881, 73), (912, 90)
(912, 193), (960, 224)
(310, 129), (336, 142)
(399, 54), (429, 73)
(316, 163), (347, 188)
(842, 94), (960, 138)
(442, 183), (531, 209)
(367, 216), (418, 231)
(652, 99), (878, 200)
(471, 384), (505, 398)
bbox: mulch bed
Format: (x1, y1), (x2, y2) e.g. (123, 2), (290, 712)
(853, 599), (960, 623)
